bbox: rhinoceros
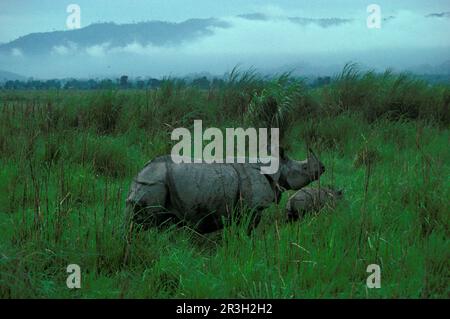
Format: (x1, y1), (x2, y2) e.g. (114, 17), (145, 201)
(286, 186), (343, 221)
(126, 150), (325, 233)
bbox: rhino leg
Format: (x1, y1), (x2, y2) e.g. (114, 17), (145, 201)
(192, 207), (262, 235)
(195, 212), (224, 234)
(126, 181), (178, 229)
(286, 208), (300, 222)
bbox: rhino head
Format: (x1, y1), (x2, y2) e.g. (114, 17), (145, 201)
(278, 148), (325, 190)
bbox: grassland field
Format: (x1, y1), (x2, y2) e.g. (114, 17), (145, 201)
(0, 67), (449, 298)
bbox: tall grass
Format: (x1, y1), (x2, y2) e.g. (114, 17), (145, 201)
(322, 63), (449, 125)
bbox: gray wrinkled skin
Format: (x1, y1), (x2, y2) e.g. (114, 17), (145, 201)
(126, 152), (325, 233)
(286, 187), (343, 221)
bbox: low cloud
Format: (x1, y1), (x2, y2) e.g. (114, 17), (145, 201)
(182, 11), (450, 55)
(11, 48), (22, 57)
(85, 43), (110, 57)
(51, 42), (78, 56)
(52, 45), (70, 56)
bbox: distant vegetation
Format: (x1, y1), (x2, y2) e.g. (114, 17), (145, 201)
(0, 65), (448, 298)
(2, 69), (450, 91)
(0, 75), (229, 90)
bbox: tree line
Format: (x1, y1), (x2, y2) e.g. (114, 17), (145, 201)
(0, 75), (227, 90)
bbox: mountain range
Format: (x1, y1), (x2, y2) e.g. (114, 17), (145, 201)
(0, 18), (230, 56)
(5, 11), (448, 57)
(0, 14), (360, 56)
(0, 70), (27, 82)
(0, 12), (449, 79)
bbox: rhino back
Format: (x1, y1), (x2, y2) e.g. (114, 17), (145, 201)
(166, 162), (239, 224)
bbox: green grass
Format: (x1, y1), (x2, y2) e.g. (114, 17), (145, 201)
(0, 68), (449, 298)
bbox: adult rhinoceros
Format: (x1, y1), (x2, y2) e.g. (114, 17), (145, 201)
(126, 150), (325, 233)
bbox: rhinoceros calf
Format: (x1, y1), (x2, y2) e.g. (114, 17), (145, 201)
(286, 187), (343, 221)
(126, 150), (325, 234)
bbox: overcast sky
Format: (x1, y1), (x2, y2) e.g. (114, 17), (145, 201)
(1, 0), (449, 78)
(1, 0), (450, 42)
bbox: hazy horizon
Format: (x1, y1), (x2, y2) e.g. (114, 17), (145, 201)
(1, 1), (450, 79)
